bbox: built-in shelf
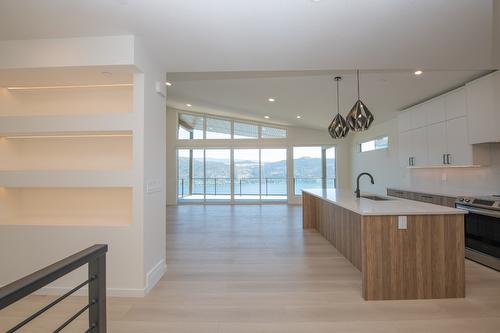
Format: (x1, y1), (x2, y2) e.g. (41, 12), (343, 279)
(0, 83), (133, 117)
(0, 132), (132, 171)
(0, 170), (133, 187)
(0, 68), (136, 227)
(0, 113), (134, 135)
(0, 187), (133, 226)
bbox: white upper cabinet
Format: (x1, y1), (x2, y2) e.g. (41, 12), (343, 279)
(465, 71), (500, 144)
(425, 97), (446, 125)
(409, 104), (427, 129)
(397, 110), (411, 133)
(397, 76), (492, 168)
(446, 117), (473, 165)
(398, 130), (411, 167)
(445, 88), (467, 120)
(409, 127), (428, 167)
(426, 122), (447, 166)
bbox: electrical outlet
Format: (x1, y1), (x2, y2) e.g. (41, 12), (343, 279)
(398, 216), (407, 230)
(146, 179), (162, 194)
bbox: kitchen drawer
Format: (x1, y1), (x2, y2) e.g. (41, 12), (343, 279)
(387, 189), (408, 199)
(441, 196), (457, 208)
(415, 193), (440, 204)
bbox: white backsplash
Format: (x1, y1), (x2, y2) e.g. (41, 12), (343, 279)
(408, 143), (500, 196)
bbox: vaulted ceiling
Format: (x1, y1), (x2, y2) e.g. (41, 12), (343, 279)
(0, 0), (497, 71)
(0, 1), (497, 129)
(166, 70), (486, 129)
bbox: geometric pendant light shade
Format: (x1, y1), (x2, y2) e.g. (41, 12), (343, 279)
(346, 70), (374, 131)
(328, 76), (350, 139)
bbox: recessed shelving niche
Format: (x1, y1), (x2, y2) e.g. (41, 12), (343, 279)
(0, 67), (133, 117)
(0, 133), (133, 171)
(0, 66), (137, 226)
(0, 187), (133, 226)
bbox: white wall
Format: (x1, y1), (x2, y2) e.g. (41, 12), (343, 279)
(0, 36), (166, 297)
(0, 36), (135, 69)
(134, 38), (167, 292)
(350, 118), (408, 195)
(408, 144), (500, 196)
(166, 108), (352, 205)
(351, 118), (500, 197)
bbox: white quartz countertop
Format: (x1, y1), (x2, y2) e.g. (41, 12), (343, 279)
(303, 189), (467, 216)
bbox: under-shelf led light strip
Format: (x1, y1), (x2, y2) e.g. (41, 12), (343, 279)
(6, 83), (133, 90)
(3, 134), (133, 139)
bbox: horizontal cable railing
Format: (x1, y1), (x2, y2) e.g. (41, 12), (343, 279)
(0, 244), (108, 333)
(177, 177), (336, 198)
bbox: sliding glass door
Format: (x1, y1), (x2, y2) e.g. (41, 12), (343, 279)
(260, 149), (287, 200)
(205, 149), (231, 200)
(293, 146), (336, 195)
(178, 149), (205, 201)
(178, 148), (288, 202)
(234, 149), (260, 201)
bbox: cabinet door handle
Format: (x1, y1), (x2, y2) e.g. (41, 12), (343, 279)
(446, 154), (451, 165)
(443, 154), (446, 165)
(421, 195), (433, 199)
(408, 157), (411, 166)
(412, 157), (415, 166)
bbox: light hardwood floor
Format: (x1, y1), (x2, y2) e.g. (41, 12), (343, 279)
(1, 205), (500, 332)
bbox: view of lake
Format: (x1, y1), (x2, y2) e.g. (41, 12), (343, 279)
(178, 155), (336, 198)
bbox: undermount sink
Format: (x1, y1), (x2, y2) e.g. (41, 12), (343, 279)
(360, 195), (393, 201)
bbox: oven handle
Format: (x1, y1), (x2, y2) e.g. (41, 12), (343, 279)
(456, 204), (500, 219)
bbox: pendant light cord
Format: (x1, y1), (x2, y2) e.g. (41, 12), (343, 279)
(336, 78), (340, 115)
(357, 69), (360, 100)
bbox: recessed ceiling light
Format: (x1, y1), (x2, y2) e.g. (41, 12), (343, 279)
(165, 81), (172, 86)
(296, 115), (302, 119)
(268, 98), (275, 102)
(414, 70), (423, 76)
(186, 104), (192, 107)
(264, 115), (270, 119)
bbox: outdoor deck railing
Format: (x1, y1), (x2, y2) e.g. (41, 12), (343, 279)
(177, 177), (336, 198)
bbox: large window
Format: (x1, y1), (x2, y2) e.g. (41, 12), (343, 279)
(178, 112), (286, 140)
(261, 126), (287, 139)
(206, 118), (231, 139)
(178, 114), (204, 139)
(261, 149), (287, 200)
(205, 149), (231, 200)
(234, 122), (258, 139)
(234, 149), (260, 200)
(293, 146), (336, 195)
(178, 148), (287, 202)
(178, 149), (204, 200)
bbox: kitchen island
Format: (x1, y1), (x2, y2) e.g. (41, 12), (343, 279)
(302, 188), (467, 301)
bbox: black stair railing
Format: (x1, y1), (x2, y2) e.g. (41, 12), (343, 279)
(0, 244), (108, 333)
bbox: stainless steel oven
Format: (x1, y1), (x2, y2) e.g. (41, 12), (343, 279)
(456, 196), (500, 271)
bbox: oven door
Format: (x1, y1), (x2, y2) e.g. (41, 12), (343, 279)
(456, 204), (500, 270)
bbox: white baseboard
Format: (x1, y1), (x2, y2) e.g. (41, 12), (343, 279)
(6, 259), (167, 298)
(34, 286), (146, 297)
(145, 259), (167, 294)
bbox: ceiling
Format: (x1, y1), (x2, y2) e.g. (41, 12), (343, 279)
(166, 70), (487, 129)
(0, 1), (495, 130)
(0, 0), (497, 72)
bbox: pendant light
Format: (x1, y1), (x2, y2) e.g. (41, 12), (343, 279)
(328, 76), (349, 139)
(346, 70), (374, 131)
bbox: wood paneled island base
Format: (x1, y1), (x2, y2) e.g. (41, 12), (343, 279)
(302, 190), (465, 301)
